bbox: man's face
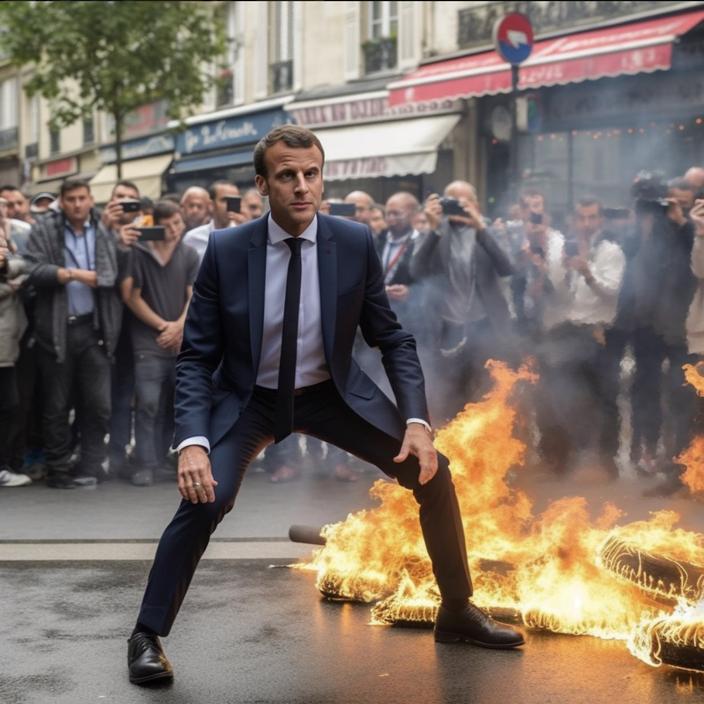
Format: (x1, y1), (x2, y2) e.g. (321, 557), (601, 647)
(1, 188), (30, 221)
(344, 193), (373, 224)
(255, 141), (323, 236)
(669, 187), (694, 214)
(520, 194), (545, 222)
(110, 184), (141, 225)
(242, 191), (264, 220)
(60, 187), (93, 226)
(212, 183), (240, 229)
(369, 207), (386, 235)
(181, 192), (211, 229)
(158, 212), (186, 243)
(574, 203), (603, 239)
(385, 195), (414, 237)
(31, 197), (53, 214)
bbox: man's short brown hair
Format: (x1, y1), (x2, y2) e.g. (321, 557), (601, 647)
(253, 125), (325, 178)
(60, 178), (91, 197)
(152, 199), (182, 225)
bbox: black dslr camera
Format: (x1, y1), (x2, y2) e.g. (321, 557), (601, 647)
(631, 170), (669, 215)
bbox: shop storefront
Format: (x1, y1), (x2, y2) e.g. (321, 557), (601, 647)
(388, 8), (704, 219)
(91, 100), (174, 203)
(167, 98), (292, 193)
(288, 89), (469, 203)
(90, 134), (174, 204)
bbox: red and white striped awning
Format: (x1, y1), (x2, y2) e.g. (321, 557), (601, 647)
(388, 10), (704, 106)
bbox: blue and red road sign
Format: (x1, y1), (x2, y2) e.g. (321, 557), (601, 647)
(493, 13), (534, 65)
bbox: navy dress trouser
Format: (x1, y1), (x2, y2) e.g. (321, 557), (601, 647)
(137, 382), (472, 636)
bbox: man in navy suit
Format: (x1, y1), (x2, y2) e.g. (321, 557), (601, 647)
(127, 126), (524, 685)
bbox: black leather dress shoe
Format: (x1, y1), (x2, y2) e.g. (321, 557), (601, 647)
(434, 602), (525, 649)
(127, 631), (174, 684)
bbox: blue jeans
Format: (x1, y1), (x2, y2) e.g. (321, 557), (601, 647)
(134, 353), (176, 470)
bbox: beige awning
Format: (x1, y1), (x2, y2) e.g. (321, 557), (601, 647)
(89, 154), (172, 203)
(317, 113), (461, 181)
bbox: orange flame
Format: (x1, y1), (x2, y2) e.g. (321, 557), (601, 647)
(678, 364), (704, 495)
(300, 361), (704, 669)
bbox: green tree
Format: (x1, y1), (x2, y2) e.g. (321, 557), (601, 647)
(0, 0), (227, 177)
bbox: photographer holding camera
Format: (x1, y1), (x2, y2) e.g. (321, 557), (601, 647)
(532, 197), (625, 478)
(616, 171), (697, 494)
(411, 181), (513, 420)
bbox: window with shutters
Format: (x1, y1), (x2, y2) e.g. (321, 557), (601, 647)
(269, 1), (294, 94)
(215, 2), (243, 108)
(0, 78), (19, 152)
(363, 1), (398, 74)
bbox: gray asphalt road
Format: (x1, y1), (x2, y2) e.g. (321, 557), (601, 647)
(2, 560), (702, 704)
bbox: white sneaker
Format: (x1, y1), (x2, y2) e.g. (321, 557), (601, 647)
(0, 468), (32, 487)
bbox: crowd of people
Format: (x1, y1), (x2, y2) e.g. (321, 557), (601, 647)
(2, 163), (704, 495)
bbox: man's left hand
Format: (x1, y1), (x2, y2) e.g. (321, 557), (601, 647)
(157, 320), (183, 349)
(394, 423), (438, 485)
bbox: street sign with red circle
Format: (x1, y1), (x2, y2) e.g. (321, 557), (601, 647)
(493, 12), (534, 65)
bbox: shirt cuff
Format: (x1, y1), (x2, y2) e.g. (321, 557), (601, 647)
(176, 436), (210, 454)
(406, 418), (432, 433)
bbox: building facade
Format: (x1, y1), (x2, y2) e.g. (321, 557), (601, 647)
(3, 1), (704, 213)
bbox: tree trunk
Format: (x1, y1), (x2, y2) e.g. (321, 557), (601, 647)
(114, 111), (124, 180)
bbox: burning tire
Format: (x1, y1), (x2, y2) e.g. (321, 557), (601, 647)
(599, 536), (704, 603)
(630, 617), (704, 673)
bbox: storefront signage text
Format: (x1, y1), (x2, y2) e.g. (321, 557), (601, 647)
(176, 110), (287, 155)
(290, 97), (462, 128)
(100, 133), (174, 164)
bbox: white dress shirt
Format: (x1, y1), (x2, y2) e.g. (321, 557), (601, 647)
(255, 214), (330, 388)
(178, 214), (429, 453)
(543, 232), (626, 330)
(182, 221), (215, 263)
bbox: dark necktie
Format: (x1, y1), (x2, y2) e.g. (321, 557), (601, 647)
(273, 237), (303, 442)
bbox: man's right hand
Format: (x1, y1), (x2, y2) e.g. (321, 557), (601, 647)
(101, 200), (124, 231)
(424, 194), (443, 231)
(178, 445), (218, 504)
(118, 223), (141, 247)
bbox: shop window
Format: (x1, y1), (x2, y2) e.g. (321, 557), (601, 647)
(363, 1), (397, 74)
(269, 1), (294, 94)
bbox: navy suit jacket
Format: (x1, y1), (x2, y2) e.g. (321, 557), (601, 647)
(173, 213), (430, 449)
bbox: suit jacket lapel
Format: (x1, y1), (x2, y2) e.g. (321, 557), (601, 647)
(317, 216), (337, 363)
(248, 220), (268, 372)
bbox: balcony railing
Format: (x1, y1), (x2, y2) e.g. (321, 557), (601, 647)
(0, 126), (18, 152)
(362, 36), (397, 75)
(270, 60), (293, 94)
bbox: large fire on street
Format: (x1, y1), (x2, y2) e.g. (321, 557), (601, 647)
(297, 362), (704, 673)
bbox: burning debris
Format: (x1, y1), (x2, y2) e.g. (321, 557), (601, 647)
(296, 362), (704, 673)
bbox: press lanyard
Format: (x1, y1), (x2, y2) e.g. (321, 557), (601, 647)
(384, 240), (408, 277)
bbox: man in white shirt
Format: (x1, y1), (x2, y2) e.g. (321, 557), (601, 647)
(126, 125), (524, 686)
(183, 181), (248, 262)
(536, 196), (625, 477)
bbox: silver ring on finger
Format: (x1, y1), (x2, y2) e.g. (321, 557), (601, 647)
(193, 481), (202, 488)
